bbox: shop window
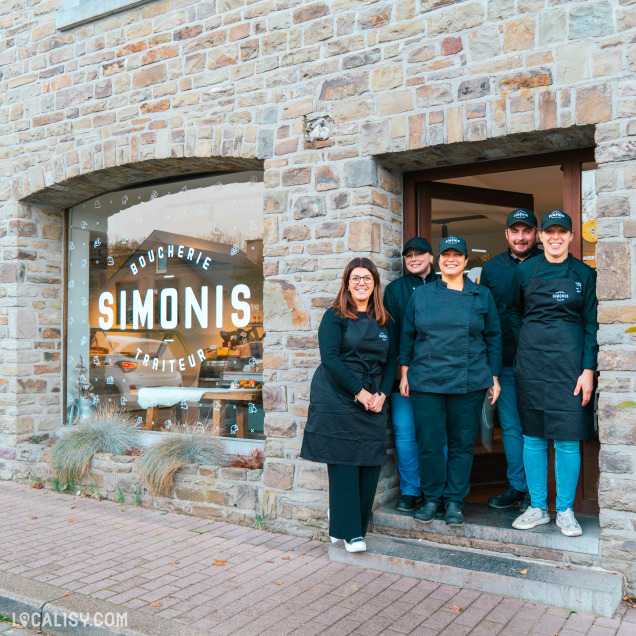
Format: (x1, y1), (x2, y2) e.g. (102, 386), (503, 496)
(66, 172), (265, 440)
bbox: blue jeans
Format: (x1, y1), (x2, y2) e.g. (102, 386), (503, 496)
(523, 436), (580, 512)
(497, 366), (527, 492)
(390, 393), (421, 497)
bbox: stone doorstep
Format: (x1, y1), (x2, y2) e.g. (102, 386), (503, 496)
(372, 502), (601, 559)
(329, 534), (623, 619)
(0, 571), (198, 636)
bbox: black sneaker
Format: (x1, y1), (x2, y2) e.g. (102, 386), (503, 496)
(444, 502), (464, 527)
(519, 491), (531, 512)
(413, 502), (443, 523)
(395, 494), (423, 512)
(488, 486), (526, 509)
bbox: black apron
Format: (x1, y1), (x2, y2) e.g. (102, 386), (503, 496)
(300, 315), (389, 466)
(514, 255), (594, 440)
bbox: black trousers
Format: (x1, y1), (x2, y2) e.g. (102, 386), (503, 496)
(411, 390), (487, 507)
(327, 464), (381, 541)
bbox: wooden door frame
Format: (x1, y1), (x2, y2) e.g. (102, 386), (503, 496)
(403, 147), (599, 515)
(404, 148), (595, 260)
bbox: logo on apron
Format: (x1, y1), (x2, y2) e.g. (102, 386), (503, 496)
(575, 281), (582, 294)
(553, 291), (569, 302)
(379, 331), (388, 341)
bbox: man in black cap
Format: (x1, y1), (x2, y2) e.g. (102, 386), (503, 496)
(383, 237), (437, 512)
(480, 209), (542, 511)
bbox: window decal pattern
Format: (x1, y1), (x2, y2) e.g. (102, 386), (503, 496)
(66, 172), (265, 440)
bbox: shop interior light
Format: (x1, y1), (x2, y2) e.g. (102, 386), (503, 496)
(116, 361), (138, 373)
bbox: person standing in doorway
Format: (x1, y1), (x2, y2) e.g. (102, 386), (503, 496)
(301, 257), (396, 553)
(400, 237), (502, 527)
(508, 211), (598, 537)
(383, 237), (437, 513)
(480, 209), (542, 511)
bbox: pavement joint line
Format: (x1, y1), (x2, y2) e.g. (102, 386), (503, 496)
(0, 572), (203, 636)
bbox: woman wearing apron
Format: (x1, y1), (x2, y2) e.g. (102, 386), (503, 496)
(300, 257), (396, 553)
(509, 211), (598, 537)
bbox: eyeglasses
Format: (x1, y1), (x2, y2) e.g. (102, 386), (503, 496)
(350, 275), (373, 285)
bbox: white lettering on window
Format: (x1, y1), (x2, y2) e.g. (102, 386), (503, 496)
(160, 288), (178, 329)
(132, 289), (154, 329)
(231, 284), (251, 328)
(98, 292), (114, 329)
(185, 286), (207, 329)
(216, 285), (223, 328)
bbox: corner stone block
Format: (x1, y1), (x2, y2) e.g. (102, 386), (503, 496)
(345, 159), (379, 188)
(576, 84), (612, 125)
(598, 476), (636, 513)
(264, 415), (297, 438)
(596, 241), (631, 300)
(349, 219), (381, 252)
(296, 463), (328, 490)
(263, 385), (287, 412)
(263, 489), (277, 517)
(263, 461), (294, 490)
(8, 310), (36, 339)
(263, 280), (311, 331)
(598, 397), (636, 445)
(599, 447), (634, 474)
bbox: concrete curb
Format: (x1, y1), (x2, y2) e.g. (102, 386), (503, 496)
(0, 573), (200, 636)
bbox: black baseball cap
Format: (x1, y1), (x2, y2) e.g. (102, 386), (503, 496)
(541, 210), (572, 231)
(439, 236), (467, 256)
(506, 208), (537, 229)
(402, 236), (433, 256)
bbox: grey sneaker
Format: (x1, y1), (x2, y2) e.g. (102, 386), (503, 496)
(556, 508), (582, 537)
(512, 506), (550, 530)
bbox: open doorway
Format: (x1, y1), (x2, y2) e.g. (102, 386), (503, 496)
(404, 150), (599, 514)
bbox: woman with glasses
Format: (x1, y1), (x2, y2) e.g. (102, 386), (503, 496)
(399, 237), (502, 527)
(301, 257), (396, 553)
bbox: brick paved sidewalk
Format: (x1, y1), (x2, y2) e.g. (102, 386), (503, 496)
(0, 481), (634, 636)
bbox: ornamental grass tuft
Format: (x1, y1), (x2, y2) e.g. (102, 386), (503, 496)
(136, 421), (228, 496)
(48, 404), (139, 487)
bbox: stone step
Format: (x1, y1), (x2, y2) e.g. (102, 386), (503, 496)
(372, 502), (601, 566)
(329, 534), (623, 618)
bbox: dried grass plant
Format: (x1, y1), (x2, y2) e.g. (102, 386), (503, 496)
(48, 403), (139, 486)
(136, 420), (228, 496)
(228, 448), (264, 470)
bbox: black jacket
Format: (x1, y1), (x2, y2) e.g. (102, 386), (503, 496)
(480, 247), (542, 365)
(383, 269), (437, 392)
(399, 278), (502, 394)
(384, 270), (437, 351)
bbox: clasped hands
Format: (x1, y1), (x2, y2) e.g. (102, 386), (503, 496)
(355, 388), (386, 412)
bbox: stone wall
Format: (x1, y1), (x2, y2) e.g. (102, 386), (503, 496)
(1, 0), (636, 589)
(13, 441), (273, 530)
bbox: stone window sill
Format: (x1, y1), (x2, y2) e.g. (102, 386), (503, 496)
(59, 427), (265, 456)
(56, 0), (151, 31)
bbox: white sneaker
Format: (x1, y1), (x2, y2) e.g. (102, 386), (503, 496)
(330, 536), (339, 544)
(512, 506), (550, 530)
(344, 537), (367, 553)
(556, 508), (583, 537)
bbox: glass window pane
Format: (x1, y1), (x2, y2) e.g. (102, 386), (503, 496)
(66, 171), (265, 440)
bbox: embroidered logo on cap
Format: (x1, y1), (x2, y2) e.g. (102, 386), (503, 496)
(549, 211), (565, 218)
(553, 291), (569, 301)
(514, 211), (529, 218)
(446, 237), (461, 243)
